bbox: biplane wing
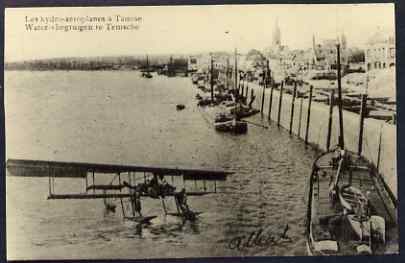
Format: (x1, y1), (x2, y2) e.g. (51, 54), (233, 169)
(6, 159), (231, 179)
(6, 159), (233, 199)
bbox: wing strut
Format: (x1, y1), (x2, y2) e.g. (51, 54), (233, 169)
(118, 172), (126, 218)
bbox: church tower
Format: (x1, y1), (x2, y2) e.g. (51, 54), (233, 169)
(312, 34), (317, 67)
(272, 18), (281, 48)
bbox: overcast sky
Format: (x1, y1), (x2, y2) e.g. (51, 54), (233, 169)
(5, 4), (395, 61)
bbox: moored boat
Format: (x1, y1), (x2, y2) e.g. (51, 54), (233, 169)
(230, 105), (260, 119)
(191, 72), (205, 84)
(214, 118), (247, 134)
(142, 72), (153, 78)
(141, 55), (153, 78)
(176, 104), (186, 110)
(191, 74), (199, 84)
(305, 149), (397, 255)
(214, 112), (233, 123)
(306, 43), (397, 256)
(197, 97), (213, 106)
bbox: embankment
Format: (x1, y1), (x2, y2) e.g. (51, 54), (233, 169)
(246, 82), (397, 201)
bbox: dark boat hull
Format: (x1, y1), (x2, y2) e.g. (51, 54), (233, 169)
(124, 215), (157, 223)
(306, 150), (398, 255)
(214, 120), (248, 134)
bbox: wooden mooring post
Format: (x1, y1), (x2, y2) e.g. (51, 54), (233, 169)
(298, 97), (303, 137)
(289, 82), (297, 134)
(377, 124), (383, 172)
(265, 59), (271, 120)
(238, 76), (242, 96)
(277, 81), (284, 127)
(241, 76), (245, 98)
(260, 72), (266, 116)
(48, 165), (52, 196)
(268, 82), (274, 122)
(92, 171), (95, 193)
(304, 86), (313, 145)
(336, 44), (345, 148)
(357, 94), (368, 156)
(326, 90), (335, 151)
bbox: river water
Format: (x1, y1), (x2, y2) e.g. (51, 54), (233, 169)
(5, 71), (318, 259)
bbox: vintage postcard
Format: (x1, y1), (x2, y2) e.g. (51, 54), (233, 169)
(4, 3), (397, 260)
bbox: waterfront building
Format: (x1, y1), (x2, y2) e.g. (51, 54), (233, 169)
(188, 56), (198, 72)
(365, 29), (395, 71)
(280, 49), (315, 76)
(347, 47), (366, 72)
(310, 33), (348, 71)
(195, 52), (230, 72)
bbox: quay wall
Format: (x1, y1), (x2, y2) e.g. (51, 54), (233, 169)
(247, 83), (397, 200)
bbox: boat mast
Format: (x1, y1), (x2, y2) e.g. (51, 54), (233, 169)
(169, 56), (173, 75)
(234, 48), (238, 95)
(210, 54), (214, 102)
(267, 59), (271, 91)
(226, 57), (230, 90)
(336, 43), (345, 148)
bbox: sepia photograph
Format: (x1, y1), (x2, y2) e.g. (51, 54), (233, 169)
(4, 3), (397, 259)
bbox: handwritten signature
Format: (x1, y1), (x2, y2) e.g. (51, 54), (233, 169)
(227, 225), (292, 251)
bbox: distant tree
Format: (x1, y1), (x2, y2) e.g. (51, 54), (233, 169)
(246, 49), (265, 60)
(246, 49), (266, 69)
(348, 49), (365, 63)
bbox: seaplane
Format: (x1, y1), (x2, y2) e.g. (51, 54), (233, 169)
(6, 159), (233, 224)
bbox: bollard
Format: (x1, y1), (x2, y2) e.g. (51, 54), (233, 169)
(305, 86), (313, 145)
(326, 90), (335, 151)
(357, 94), (368, 156)
(289, 82), (297, 134)
(277, 81), (284, 127)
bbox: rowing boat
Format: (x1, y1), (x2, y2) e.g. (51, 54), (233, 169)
(214, 119), (247, 134)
